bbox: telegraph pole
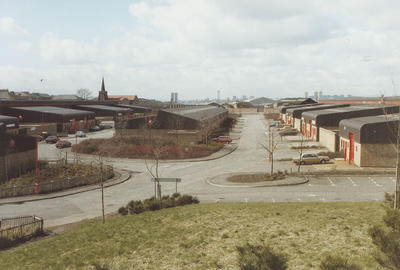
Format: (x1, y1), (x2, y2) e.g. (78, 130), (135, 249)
(396, 106), (400, 209)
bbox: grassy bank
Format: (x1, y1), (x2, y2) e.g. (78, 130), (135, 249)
(0, 202), (384, 269)
(72, 136), (223, 159)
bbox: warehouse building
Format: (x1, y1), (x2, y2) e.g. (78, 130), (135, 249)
(0, 133), (36, 183)
(279, 103), (320, 124)
(339, 115), (398, 167)
(301, 105), (399, 151)
(3, 106), (96, 135)
(75, 105), (133, 120)
(286, 103), (350, 131)
(0, 115), (19, 134)
(116, 106), (228, 144)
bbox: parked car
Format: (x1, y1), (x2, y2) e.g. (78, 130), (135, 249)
(45, 136), (59, 144)
(279, 128), (298, 136)
(76, 130), (86, 137)
(56, 140), (72, 149)
(89, 125), (101, 132)
(99, 123), (113, 129)
(293, 153), (330, 165)
(212, 136), (233, 143)
(32, 135), (43, 141)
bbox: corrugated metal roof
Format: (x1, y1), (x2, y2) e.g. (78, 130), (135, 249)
(9, 106), (95, 117)
(340, 114), (399, 130)
(162, 106), (227, 121)
(114, 104), (151, 111)
(76, 105), (133, 113)
(0, 115), (18, 127)
(286, 103), (350, 118)
(302, 105), (397, 120)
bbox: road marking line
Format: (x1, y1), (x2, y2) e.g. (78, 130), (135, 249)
(347, 177), (358, 187)
(328, 177), (336, 186)
(308, 183), (313, 186)
(391, 177), (396, 183)
(369, 177), (382, 187)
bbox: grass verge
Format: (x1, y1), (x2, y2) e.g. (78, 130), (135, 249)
(0, 202), (384, 269)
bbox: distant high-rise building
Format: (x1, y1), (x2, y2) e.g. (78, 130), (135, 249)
(242, 95), (247, 101)
(170, 92), (178, 103)
(217, 90), (220, 102)
(314, 91), (318, 99)
(232, 96), (237, 101)
(98, 77), (108, 101)
(305, 91), (308, 98)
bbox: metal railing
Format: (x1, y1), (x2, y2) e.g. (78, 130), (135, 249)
(0, 165), (113, 199)
(0, 215), (43, 240)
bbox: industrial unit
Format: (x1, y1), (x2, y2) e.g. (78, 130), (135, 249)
(286, 103), (350, 131)
(279, 103), (320, 123)
(0, 115), (19, 133)
(2, 106), (96, 135)
(116, 106), (228, 144)
(301, 105), (399, 143)
(75, 105), (133, 119)
(339, 115), (399, 167)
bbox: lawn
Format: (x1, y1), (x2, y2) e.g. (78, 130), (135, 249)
(0, 202), (384, 269)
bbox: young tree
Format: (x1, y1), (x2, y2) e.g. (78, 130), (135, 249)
(295, 132), (307, 173)
(261, 125), (280, 175)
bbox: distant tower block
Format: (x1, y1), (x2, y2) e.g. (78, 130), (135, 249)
(170, 92), (174, 103)
(217, 90), (220, 102)
(174, 92), (178, 103)
(305, 91), (308, 98)
(98, 77), (108, 101)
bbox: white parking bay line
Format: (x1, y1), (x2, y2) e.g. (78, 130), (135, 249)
(391, 177), (396, 183)
(347, 177), (358, 187)
(369, 177), (382, 187)
(328, 177), (336, 186)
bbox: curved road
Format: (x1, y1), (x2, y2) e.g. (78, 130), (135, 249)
(0, 114), (395, 227)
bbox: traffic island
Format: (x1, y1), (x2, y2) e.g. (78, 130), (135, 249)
(207, 172), (308, 188)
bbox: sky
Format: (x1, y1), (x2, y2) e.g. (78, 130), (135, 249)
(1, 0), (400, 101)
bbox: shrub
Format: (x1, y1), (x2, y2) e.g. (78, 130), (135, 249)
(236, 243), (288, 270)
(118, 207), (128, 216)
(127, 200), (145, 214)
(118, 194), (199, 216)
(319, 254), (361, 270)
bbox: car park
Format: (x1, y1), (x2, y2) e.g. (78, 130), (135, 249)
(212, 136), (232, 143)
(56, 140), (72, 149)
(45, 136), (59, 144)
(76, 130), (86, 137)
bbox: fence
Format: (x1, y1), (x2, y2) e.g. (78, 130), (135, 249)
(0, 165), (113, 199)
(0, 215), (43, 240)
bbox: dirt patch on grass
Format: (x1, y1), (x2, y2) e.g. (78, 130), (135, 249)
(227, 172), (286, 183)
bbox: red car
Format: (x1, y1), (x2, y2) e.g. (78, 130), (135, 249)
(212, 136), (232, 143)
(56, 140), (72, 149)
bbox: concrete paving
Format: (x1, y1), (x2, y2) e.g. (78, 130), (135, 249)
(0, 114), (397, 227)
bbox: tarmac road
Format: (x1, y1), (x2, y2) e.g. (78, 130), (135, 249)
(0, 114), (396, 227)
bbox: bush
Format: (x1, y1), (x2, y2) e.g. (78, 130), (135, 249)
(319, 255), (361, 270)
(127, 200), (145, 214)
(237, 243), (288, 270)
(118, 207), (128, 216)
(118, 194), (200, 216)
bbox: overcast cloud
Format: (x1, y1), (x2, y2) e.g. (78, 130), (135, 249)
(1, 0), (400, 100)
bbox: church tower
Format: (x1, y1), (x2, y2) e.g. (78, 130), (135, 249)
(98, 77), (108, 101)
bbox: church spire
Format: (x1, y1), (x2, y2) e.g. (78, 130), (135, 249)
(98, 77), (108, 101)
(101, 77), (105, 92)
